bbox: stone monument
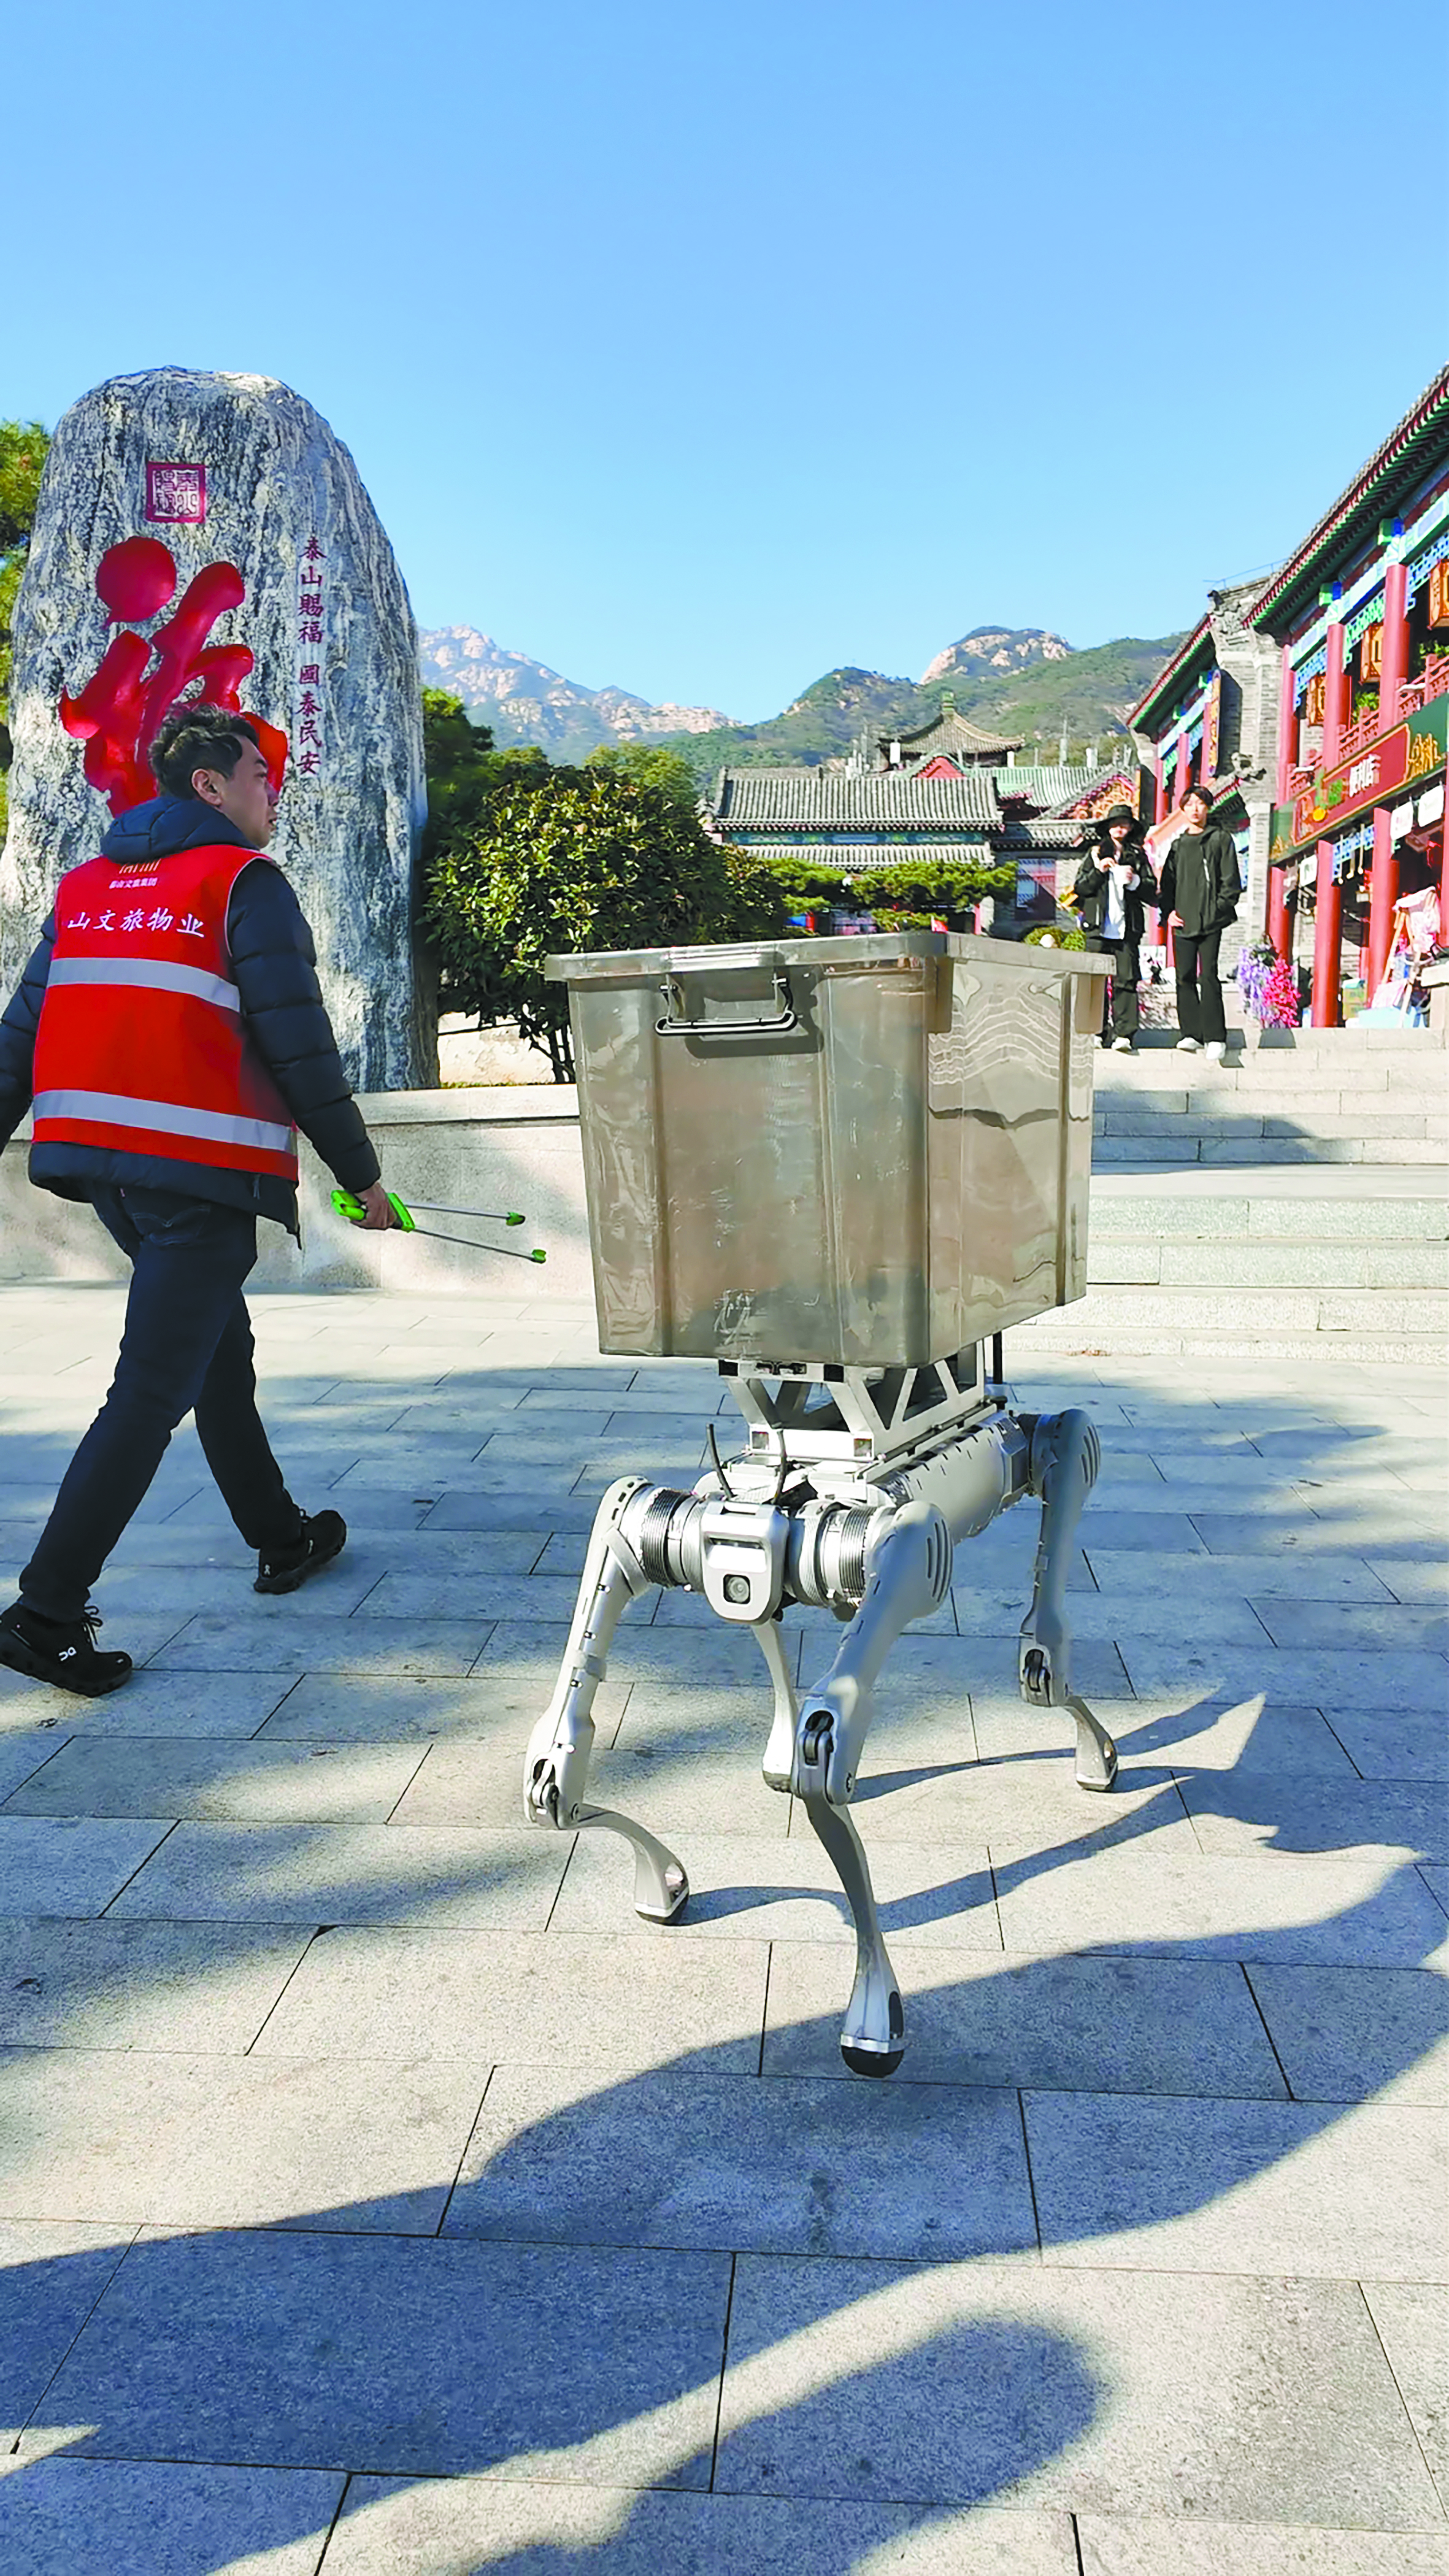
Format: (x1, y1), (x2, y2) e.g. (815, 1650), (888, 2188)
(0, 368), (432, 1091)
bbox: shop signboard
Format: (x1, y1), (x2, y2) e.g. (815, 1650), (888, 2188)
(1269, 693), (1448, 859)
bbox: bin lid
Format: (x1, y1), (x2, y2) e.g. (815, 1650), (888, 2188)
(545, 932), (1107, 982)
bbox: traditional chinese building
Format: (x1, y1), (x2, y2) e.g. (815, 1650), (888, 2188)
(1130, 365), (1449, 1024)
(1253, 367), (1449, 1025)
(705, 736), (1141, 928)
(876, 688), (1023, 773)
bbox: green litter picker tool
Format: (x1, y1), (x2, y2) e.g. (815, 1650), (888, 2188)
(330, 1189), (547, 1263)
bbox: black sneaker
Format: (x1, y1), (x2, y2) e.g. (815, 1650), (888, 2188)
(255, 1509), (348, 1595)
(0, 1601), (133, 1697)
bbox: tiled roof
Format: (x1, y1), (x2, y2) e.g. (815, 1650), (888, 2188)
(1250, 364), (1449, 636)
(990, 766), (1099, 805)
(895, 706), (1024, 758)
(1000, 818), (1087, 847)
(713, 768), (1001, 827)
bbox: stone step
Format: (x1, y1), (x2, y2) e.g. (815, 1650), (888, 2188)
(1011, 1322), (1447, 1365)
(1091, 1134), (1448, 1166)
(1019, 1283), (1448, 1338)
(1086, 1240), (1449, 1290)
(1088, 1194), (1448, 1243)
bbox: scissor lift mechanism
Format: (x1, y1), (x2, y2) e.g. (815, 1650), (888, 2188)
(524, 1347), (1117, 2077)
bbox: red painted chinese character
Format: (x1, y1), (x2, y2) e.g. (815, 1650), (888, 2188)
(298, 591), (323, 618)
(58, 536), (290, 817)
(298, 620), (323, 645)
(304, 536), (325, 561)
(299, 664), (320, 686)
(298, 747), (320, 775)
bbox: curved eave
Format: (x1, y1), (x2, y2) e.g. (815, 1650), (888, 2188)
(1129, 618), (1212, 732)
(1248, 367), (1449, 637)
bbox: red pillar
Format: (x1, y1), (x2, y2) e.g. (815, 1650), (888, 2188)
(1379, 559), (1409, 728)
(1367, 805), (1397, 999)
(1311, 838), (1343, 1027)
(1275, 642), (1296, 807)
(1173, 735), (1191, 805)
(1147, 758), (1167, 946)
(1267, 862), (1291, 961)
(1322, 623), (1348, 769)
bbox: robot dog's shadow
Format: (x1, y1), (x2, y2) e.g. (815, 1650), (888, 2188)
(4, 1703), (1442, 2574)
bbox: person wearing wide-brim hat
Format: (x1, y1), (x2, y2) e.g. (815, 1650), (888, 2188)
(1073, 805), (1157, 1052)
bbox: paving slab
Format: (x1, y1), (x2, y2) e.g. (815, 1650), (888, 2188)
(0, 1671), (300, 1740)
(713, 2259), (1440, 2523)
(0, 2046), (486, 2232)
(0, 2456), (344, 2576)
(0, 1919), (310, 2052)
(1361, 2279), (1449, 2515)
(1324, 1707), (1449, 1781)
(1084, 1547), (1397, 1602)
(107, 1820), (571, 1929)
(550, 1829), (1002, 1948)
(255, 1669), (629, 1743)
(147, 1613), (494, 1676)
(992, 1844), (1448, 1967)
(445, 2063), (1035, 2260)
(44, 2226), (731, 2482)
(0, 2218), (134, 2432)
(1024, 2089), (1448, 2278)
(1180, 1773), (1449, 1858)
(318, 2482), (1077, 2576)
(1075, 2519), (1449, 2573)
(764, 1950), (1287, 2096)
(0, 1816), (175, 1917)
(980, 1693), (1358, 1778)
(250, 1924), (772, 2073)
(1245, 1963), (1449, 2104)
(1, 1736), (428, 1824)
(1117, 1641), (1449, 1712)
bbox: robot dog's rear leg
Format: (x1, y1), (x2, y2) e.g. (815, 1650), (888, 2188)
(523, 1476), (689, 1922)
(1018, 1410), (1118, 1792)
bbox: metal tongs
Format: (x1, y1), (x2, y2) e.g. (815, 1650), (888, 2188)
(331, 1190), (547, 1263)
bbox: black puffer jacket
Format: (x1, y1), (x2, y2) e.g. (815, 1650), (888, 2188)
(1073, 836), (1157, 942)
(0, 795), (380, 1234)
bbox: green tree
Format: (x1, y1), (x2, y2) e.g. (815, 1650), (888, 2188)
(0, 419), (52, 832)
(424, 766), (786, 1080)
(420, 687), (555, 868)
(583, 740), (703, 818)
(761, 849), (1011, 929)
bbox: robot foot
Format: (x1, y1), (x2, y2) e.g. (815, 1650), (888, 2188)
(1067, 1693), (1118, 1793)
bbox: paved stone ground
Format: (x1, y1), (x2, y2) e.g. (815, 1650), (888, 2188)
(0, 1280), (1444, 2575)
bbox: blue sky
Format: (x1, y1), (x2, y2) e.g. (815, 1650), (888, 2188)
(8, 0), (1445, 718)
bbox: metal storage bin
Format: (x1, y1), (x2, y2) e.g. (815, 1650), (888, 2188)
(547, 931), (1108, 1367)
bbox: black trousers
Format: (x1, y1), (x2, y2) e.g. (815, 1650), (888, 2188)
(1088, 936), (1140, 1040)
(1174, 926), (1227, 1045)
(20, 1184), (301, 1622)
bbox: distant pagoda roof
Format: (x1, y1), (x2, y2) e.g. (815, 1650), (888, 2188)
(891, 691), (1024, 761)
(711, 767), (1001, 829)
(737, 841), (1004, 871)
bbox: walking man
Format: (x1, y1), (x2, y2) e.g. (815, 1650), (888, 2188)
(1156, 783), (1242, 1059)
(1074, 804), (1156, 1052)
(0, 704), (399, 1696)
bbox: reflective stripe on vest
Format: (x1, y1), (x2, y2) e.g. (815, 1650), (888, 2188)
(31, 1090), (294, 1156)
(45, 956), (243, 1012)
(32, 842), (299, 1183)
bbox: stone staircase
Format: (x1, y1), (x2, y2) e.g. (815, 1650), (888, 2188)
(1015, 1028), (1449, 1363)
(1091, 1025), (1448, 1166)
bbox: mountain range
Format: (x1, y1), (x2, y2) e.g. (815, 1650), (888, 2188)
(417, 621), (1188, 777)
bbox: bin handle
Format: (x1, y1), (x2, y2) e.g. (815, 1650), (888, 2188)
(655, 973), (798, 1038)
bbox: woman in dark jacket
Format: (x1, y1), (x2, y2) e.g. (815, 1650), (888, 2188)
(1073, 804), (1157, 1050)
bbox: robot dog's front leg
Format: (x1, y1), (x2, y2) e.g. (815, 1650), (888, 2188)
(523, 1476), (688, 1921)
(1018, 1410), (1118, 1792)
(791, 1501), (953, 2076)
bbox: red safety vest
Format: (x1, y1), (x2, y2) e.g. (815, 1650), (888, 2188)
(32, 842), (299, 1182)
